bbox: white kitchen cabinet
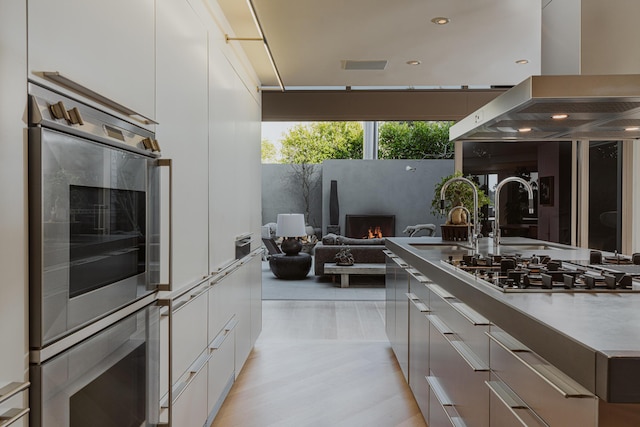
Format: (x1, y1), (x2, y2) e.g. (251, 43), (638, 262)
(172, 353), (209, 427)
(209, 270), (238, 343)
(172, 282), (209, 384)
(207, 319), (236, 420)
(1, 2), (28, 426)
(248, 254), (263, 346)
(27, 0), (155, 122)
(208, 40), (262, 269)
(156, 0), (209, 292)
(233, 260), (253, 376)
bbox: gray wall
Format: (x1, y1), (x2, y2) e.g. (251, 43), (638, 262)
(262, 159), (454, 237)
(261, 163), (323, 228)
(321, 160), (454, 236)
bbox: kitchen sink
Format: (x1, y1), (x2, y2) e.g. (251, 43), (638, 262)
(500, 244), (561, 251)
(409, 242), (474, 251)
(498, 242), (570, 251)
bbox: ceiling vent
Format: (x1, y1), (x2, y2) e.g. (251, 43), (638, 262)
(342, 60), (388, 70)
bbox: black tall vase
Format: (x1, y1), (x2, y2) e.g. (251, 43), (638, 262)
(329, 180), (339, 225)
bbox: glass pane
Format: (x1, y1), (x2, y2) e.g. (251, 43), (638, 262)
(588, 141), (622, 252)
(69, 185), (146, 298)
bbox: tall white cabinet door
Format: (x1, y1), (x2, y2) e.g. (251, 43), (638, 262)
(208, 43), (262, 269)
(27, 0), (155, 120)
(156, 0), (209, 291)
(1, 2), (29, 424)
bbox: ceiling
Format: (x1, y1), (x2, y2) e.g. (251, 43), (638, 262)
(218, 0), (543, 90)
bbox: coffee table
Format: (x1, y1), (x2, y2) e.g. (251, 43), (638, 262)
(323, 263), (386, 288)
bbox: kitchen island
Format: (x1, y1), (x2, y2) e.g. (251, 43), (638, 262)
(385, 236), (640, 427)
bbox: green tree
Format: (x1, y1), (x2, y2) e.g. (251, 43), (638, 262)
(378, 121), (454, 159)
(261, 139), (278, 163)
(280, 122), (363, 164)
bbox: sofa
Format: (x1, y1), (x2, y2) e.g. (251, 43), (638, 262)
(314, 233), (387, 276)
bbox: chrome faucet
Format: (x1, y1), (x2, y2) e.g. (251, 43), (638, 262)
(493, 177), (535, 246)
(440, 176), (479, 247)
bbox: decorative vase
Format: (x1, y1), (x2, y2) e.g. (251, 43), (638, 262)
(329, 180), (339, 225)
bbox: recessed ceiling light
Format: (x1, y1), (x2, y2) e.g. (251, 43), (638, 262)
(625, 126), (640, 131)
(406, 60), (421, 66)
(515, 59), (529, 65)
(518, 127), (532, 132)
(431, 17), (450, 25)
(552, 114), (569, 120)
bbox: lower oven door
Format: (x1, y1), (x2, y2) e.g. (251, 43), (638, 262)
(30, 304), (161, 427)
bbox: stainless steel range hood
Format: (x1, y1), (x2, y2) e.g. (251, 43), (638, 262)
(450, 75), (640, 141)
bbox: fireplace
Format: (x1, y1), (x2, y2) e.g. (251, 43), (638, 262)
(345, 215), (395, 238)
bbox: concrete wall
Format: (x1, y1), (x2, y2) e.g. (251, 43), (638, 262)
(262, 163), (323, 229)
(262, 160), (454, 237)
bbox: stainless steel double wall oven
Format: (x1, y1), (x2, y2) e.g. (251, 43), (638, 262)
(28, 81), (163, 427)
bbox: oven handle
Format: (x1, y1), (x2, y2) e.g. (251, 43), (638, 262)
(39, 71), (158, 125)
(157, 159), (173, 292)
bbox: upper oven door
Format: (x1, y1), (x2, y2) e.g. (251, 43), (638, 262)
(29, 126), (159, 347)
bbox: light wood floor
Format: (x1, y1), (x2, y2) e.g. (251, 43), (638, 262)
(210, 300), (427, 427)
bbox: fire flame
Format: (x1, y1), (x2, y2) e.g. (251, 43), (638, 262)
(364, 226), (383, 239)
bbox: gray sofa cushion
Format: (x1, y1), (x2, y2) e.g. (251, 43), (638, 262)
(321, 233), (385, 246)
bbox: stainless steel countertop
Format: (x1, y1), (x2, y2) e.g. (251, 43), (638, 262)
(386, 236), (640, 403)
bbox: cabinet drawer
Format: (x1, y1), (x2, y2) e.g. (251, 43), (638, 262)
(427, 375), (467, 427)
(486, 378), (549, 427)
(208, 323), (236, 415)
(488, 329), (597, 427)
(429, 284), (490, 364)
(172, 357), (208, 427)
(429, 316), (490, 427)
(172, 283), (209, 384)
(209, 272), (236, 342)
(408, 295), (430, 419)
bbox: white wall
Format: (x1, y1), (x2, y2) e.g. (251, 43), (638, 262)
(581, 0), (640, 75)
(541, 0), (582, 75)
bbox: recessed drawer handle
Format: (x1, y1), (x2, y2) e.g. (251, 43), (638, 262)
(487, 332), (594, 398)
(426, 376), (454, 407)
(450, 302), (491, 326)
(0, 407), (30, 427)
(407, 295), (430, 312)
(209, 318), (238, 350)
(430, 284), (455, 299)
(450, 340), (489, 372)
(428, 314), (454, 335)
(0, 382), (29, 406)
(426, 376), (468, 427)
(407, 268), (431, 283)
(486, 381), (550, 427)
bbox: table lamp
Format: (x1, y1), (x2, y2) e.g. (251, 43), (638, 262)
(276, 213), (306, 255)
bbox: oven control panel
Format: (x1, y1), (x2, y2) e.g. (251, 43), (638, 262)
(28, 82), (160, 157)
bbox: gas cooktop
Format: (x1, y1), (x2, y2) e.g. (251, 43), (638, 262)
(442, 252), (640, 293)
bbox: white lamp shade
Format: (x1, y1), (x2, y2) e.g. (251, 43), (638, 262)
(276, 213), (306, 237)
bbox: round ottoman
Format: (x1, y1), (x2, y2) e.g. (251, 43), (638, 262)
(269, 253), (312, 280)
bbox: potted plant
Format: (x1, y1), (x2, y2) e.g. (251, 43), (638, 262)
(430, 172), (491, 240)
